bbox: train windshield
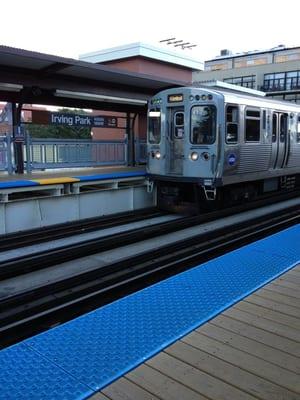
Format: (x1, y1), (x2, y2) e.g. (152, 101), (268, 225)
(148, 110), (161, 144)
(190, 105), (216, 144)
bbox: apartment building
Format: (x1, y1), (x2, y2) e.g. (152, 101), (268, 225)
(193, 45), (300, 103)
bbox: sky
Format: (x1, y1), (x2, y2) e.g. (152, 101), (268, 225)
(2, 0), (300, 62)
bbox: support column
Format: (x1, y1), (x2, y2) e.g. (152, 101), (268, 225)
(12, 102), (24, 174)
(126, 112), (135, 166)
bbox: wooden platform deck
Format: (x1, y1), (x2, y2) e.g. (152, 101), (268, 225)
(94, 265), (300, 400)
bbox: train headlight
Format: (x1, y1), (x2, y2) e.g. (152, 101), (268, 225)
(155, 151), (161, 160)
(190, 151), (199, 161)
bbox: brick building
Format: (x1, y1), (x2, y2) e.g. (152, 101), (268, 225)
(80, 42), (203, 140)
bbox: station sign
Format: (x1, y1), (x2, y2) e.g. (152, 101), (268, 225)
(30, 110), (119, 128)
(50, 113), (118, 128)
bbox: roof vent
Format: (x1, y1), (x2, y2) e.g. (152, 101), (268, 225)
(220, 49), (232, 56)
(272, 44), (286, 50)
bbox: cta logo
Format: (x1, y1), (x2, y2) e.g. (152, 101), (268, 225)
(228, 153), (237, 166)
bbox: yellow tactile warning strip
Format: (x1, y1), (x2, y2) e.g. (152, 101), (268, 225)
(33, 177), (80, 185)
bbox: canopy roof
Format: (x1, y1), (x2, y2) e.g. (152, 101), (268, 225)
(0, 45), (186, 112)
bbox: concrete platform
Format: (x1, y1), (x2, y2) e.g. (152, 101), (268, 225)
(0, 165), (145, 188)
(0, 166), (153, 234)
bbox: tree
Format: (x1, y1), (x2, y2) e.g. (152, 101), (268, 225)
(25, 108), (92, 139)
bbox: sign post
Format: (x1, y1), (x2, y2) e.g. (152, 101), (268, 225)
(12, 103), (24, 174)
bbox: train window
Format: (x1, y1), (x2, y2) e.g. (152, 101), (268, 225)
(262, 110), (266, 130)
(226, 105), (238, 144)
(148, 110), (161, 144)
(190, 105), (216, 145)
(297, 115), (300, 142)
(175, 112), (184, 126)
(245, 108), (260, 142)
(174, 112), (184, 138)
(272, 114), (277, 142)
(279, 114), (288, 143)
(246, 110), (260, 118)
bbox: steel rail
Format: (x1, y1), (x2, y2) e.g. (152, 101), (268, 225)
(1, 190), (300, 281)
(0, 203), (299, 348)
(0, 207), (161, 252)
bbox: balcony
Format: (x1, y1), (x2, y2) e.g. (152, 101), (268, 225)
(261, 77), (300, 93)
(261, 84), (300, 92)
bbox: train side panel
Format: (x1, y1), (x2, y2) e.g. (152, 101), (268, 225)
(147, 86), (300, 212)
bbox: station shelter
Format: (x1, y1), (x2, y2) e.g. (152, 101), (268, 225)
(0, 43), (202, 173)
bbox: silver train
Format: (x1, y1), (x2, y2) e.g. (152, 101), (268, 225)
(147, 83), (300, 212)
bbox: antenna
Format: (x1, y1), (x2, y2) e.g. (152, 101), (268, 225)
(159, 38), (197, 50)
(174, 42), (190, 47)
(159, 38), (176, 43)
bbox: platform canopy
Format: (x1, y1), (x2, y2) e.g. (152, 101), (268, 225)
(0, 45), (187, 112)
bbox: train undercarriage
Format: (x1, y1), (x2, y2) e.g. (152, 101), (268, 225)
(155, 174), (300, 214)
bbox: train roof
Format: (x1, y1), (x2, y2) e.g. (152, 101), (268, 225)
(188, 84), (300, 112)
(194, 80), (266, 97)
(210, 89), (300, 112)
(152, 81), (300, 112)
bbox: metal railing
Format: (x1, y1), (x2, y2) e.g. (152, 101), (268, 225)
(0, 135), (14, 173)
(0, 135), (147, 174)
(262, 77), (300, 92)
(135, 139), (147, 164)
(25, 137), (127, 172)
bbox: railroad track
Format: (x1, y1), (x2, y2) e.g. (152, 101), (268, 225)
(1, 189), (300, 281)
(0, 198), (299, 349)
(0, 207), (162, 252)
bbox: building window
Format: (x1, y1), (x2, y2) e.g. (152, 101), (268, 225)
(210, 63), (229, 71)
(286, 71), (300, 90)
(263, 73), (285, 91)
(247, 57), (268, 66)
(224, 75), (256, 89)
(275, 52), (300, 63)
(268, 94), (300, 103)
(234, 57), (268, 68)
(284, 93), (300, 103)
(245, 108), (260, 142)
(263, 71), (300, 92)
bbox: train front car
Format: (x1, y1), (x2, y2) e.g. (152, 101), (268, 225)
(147, 87), (224, 213)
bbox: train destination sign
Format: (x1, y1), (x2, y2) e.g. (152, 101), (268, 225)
(168, 94), (183, 103)
(50, 113), (118, 128)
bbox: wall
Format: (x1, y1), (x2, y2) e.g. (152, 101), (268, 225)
(102, 57), (192, 83)
(0, 185), (155, 234)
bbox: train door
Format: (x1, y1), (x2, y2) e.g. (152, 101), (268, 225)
(271, 112), (289, 168)
(166, 108), (185, 175)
